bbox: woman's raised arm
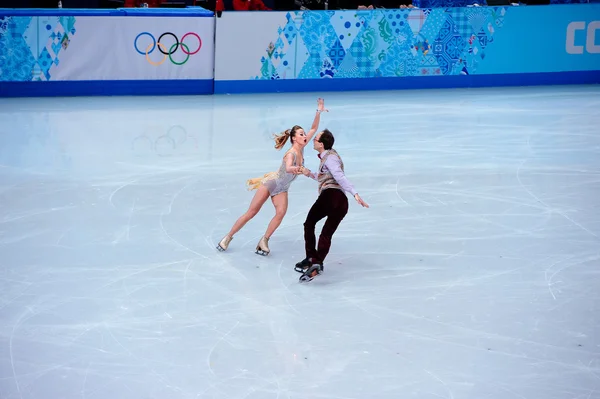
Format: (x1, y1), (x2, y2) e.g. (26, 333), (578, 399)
(305, 98), (328, 143)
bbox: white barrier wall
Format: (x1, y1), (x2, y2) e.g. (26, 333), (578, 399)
(2, 5), (600, 97)
(0, 10), (215, 96)
(213, 6), (600, 94)
(214, 12), (289, 82)
(55, 17), (215, 81)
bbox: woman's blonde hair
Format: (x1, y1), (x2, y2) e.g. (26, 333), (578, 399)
(273, 125), (302, 150)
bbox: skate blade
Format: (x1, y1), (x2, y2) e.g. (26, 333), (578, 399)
(299, 273), (319, 283)
(216, 245), (225, 252)
(299, 268), (322, 283)
(255, 249), (269, 256)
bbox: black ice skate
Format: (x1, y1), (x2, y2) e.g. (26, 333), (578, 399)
(299, 263), (323, 283)
(294, 257), (312, 273)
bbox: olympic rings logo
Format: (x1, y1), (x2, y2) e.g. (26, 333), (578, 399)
(134, 32), (202, 66)
(132, 125), (199, 157)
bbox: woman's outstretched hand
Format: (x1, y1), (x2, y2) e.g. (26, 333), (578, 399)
(317, 98), (328, 113)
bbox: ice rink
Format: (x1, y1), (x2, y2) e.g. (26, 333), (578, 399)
(1, 85), (599, 399)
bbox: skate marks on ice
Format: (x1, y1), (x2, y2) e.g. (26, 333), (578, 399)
(0, 87), (600, 399)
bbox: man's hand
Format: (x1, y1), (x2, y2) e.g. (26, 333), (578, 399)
(354, 193), (369, 208)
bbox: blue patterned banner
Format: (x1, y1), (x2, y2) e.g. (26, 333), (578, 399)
(0, 14), (214, 82)
(262, 7), (499, 79)
(214, 4), (600, 83)
(0, 15), (76, 82)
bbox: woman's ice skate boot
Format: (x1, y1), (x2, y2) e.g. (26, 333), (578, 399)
(217, 235), (233, 252)
(255, 236), (270, 256)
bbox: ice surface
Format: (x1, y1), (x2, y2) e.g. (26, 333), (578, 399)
(0, 86), (599, 399)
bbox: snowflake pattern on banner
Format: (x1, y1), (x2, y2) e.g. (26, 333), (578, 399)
(0, 16), (76, 82)
(253, 8), (508, 80)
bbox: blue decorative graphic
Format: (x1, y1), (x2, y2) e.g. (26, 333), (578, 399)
(0, 16), (76, 82)
(550, 0), (588, 3)
(328, 38), (346, 69)
(253, 8), (511, 80)
(413, 0), (481, 7)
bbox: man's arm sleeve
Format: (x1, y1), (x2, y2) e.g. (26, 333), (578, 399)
(325, 156), (358, 196)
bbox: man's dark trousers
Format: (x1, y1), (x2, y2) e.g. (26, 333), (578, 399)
(304, 188), (349, 264)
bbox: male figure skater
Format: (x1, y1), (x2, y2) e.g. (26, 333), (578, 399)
(295, 129), (369, 282)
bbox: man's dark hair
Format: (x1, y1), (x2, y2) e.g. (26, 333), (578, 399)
(319, 129), (335, 150)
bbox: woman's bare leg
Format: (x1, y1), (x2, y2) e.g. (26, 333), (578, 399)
(254, 192), (289, 255)
(227, 185), (270, 237)
(264, 191), (289, 239)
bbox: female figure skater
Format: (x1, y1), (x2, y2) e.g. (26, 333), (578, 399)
(216, 98), (328, 256)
